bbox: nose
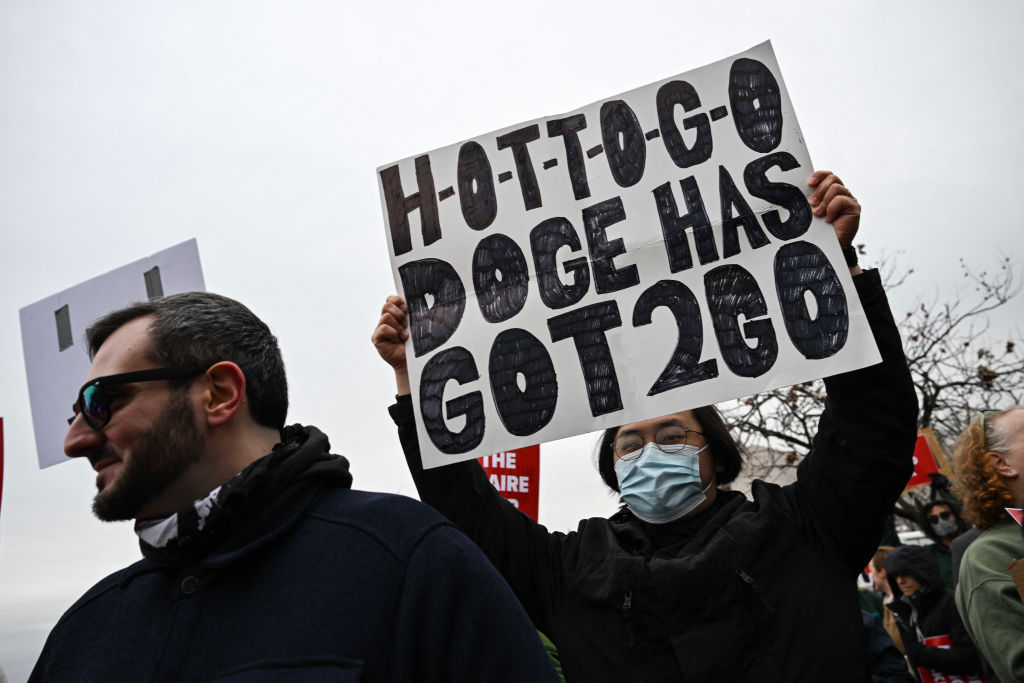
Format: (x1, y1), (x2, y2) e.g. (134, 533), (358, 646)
(64, 413), (104, 459)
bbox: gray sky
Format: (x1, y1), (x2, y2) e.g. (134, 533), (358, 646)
(2, 1), (1022, 679)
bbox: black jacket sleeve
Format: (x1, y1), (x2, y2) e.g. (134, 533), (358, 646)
(902, 598), (982, 675)
(787, 269), (919, 573)
(389, 395), (563, 633)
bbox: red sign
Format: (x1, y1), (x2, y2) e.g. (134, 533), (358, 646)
(905, 432), (942, 490)
(917, 635), (989, 683)
(478, 445), (540, 521)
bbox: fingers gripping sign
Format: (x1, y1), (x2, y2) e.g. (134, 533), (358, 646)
(372, 296), (411, 394)
(808, 170), (861, 250)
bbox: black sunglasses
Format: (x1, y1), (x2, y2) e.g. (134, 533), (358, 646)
(928, 510), (953, 524)
(68, 366), (207, 430)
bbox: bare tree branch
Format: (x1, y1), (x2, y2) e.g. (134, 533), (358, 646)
(722, 254), (1024, 517)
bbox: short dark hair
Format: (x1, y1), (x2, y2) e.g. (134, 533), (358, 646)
(596, 405), (743, 493)
(872, 545), (894, 572)
(86, 292), (288, 430)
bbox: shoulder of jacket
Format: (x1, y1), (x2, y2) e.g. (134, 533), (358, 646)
(740, 479), (789, 520)
(749, 479), (785, 499)
(53, 557), (157, 625)
(307, 488), (452, 555)
(966, 523), (1023, 560)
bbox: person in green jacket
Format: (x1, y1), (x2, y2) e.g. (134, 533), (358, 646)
(953, 408), (1024, 683)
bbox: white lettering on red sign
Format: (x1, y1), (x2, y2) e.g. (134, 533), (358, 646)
(480, 451), (518, 469)
(488, 473), (530, 494)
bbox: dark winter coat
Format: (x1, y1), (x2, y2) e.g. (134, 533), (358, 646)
(31, 426), (559, 682)
(862, 611), (916, 683)
(886, 544), (982, 677)
(391, 270), (919, 682)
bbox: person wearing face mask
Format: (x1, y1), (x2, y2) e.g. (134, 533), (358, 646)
(916, 500), (966, 590)
(373, 171), (919, 682)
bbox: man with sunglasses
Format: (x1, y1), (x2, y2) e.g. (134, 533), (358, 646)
(31, 292), (559, 682)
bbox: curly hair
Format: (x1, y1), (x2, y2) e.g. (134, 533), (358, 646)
(952, 409), (1019, 529)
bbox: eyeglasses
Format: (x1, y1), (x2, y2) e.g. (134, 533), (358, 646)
(928, 510), (953, 525)
(613, 425), (704, 461)
(68, 367), (207, 430)
(979, 409), (1001, 452)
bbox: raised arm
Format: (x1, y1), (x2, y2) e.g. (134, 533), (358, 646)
(373, 299), (564, 633)
(789, 172), (918, 571)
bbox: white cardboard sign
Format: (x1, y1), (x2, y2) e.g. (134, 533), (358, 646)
(377, 42), (880, 469)
(20, 239), (205, 468)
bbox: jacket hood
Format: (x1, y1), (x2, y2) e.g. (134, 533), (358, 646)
(885, 545), (944, 597)
(917, 499), (964, 544)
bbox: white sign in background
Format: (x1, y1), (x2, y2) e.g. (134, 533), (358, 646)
(378, 42), (880, 469)
(20, 239), (205, 468)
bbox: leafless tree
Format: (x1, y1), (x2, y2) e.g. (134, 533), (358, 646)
(723, 252), (1024, 524)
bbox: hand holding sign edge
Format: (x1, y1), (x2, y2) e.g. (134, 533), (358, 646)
(372, 295), (412, 395)
(808, 170), (862, 274)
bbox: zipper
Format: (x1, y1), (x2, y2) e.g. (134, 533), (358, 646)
(622, 588), (637, 647)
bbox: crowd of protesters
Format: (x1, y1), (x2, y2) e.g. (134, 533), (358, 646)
(374, 171), (927, 681)
(29, 166), (1022, 682)
(858, 407), (1024, 683)
(371, 162), (1022, 680)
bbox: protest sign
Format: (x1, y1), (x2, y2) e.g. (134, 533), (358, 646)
(479, 445), (540, 520)
(20, 240), (205, 468)
(904, 428), (950, 492)
(378, 41), (881, 469)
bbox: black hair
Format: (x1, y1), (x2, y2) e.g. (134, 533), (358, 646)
(596, 404), (743, 493)
(86, 292), (288, 430)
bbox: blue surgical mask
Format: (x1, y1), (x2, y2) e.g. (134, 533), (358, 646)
(614, 442), (713, 524)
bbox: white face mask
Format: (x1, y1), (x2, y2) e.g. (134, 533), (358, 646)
(931, 516), (959, 538)
(614, 442), (713, 524)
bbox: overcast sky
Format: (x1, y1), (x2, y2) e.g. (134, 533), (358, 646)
(2, 1), (1022, 679)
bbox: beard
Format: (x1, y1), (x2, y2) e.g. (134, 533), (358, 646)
(92, 390), (204, 522)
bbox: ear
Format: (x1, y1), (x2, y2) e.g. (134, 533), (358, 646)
(199, 361), (247, 428)
(990, 451), (1018, 479)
